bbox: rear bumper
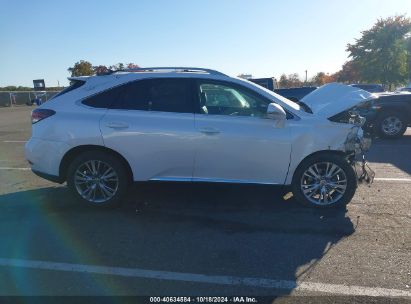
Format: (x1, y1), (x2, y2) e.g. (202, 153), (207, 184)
(25, 137), (70, 182)
(32, 169), (64, 183)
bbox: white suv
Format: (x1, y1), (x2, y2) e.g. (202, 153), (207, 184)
(25, 67), (374, 208)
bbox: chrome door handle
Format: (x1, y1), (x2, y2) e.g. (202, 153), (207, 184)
(106, 122), (129, 129)
(199, 127), (220, 135)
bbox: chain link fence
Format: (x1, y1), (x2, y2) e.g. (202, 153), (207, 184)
(0, 91), (61, 107)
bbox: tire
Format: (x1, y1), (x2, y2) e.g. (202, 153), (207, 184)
(67, 151), (130, 207)
(376, 112), (407, 139)
(291, 153), (357, 209)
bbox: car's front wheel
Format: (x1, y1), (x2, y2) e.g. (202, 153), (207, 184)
(67, 151), (130, 207)
(291, 153), (357, 208)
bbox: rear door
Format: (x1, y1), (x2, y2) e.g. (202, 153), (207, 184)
(97, 78), (197, 181)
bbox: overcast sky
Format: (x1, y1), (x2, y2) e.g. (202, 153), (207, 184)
(1, 0), (410, 87)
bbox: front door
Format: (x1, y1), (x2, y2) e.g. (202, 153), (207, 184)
(193, 80), (292, 184)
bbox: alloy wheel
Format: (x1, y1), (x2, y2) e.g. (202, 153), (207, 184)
(300, 162), (348, 206)
(74, 160), (119, 203)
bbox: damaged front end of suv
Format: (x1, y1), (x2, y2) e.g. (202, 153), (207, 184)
(343, 114), (375, 183)
(301, 83), (376, 184)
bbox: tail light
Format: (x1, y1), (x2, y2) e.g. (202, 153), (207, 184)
(31, 109), (56, 124)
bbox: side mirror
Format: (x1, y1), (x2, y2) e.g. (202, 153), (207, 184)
(266, 103), (286, 127)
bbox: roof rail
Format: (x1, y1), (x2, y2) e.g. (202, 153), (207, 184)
(108, 67), (227, 76)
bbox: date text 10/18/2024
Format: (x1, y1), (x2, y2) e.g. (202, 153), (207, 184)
(150, 297), (258, 303)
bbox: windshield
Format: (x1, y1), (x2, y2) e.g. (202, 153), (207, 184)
(236, 77), (302, 112)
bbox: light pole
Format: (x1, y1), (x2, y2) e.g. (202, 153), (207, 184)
(305, 70), (308, 83)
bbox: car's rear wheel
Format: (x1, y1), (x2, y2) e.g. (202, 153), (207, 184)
(292, 153), (357, 208)
(377, 112), (407, 138)
(67, 151), (129, 207)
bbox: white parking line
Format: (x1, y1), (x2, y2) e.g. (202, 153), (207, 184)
(0, 258), (409, 297)
(374, 177), (411, 182)
(372, 144), (410, 148)
(2, 140), (27, 143)
(0, 167), (31, 171)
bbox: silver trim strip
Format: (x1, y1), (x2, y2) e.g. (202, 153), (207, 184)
(149, 177), (280, 185)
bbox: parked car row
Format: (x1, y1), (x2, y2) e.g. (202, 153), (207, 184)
(259, 82), (410, 139)
(360, 92), (411, 138)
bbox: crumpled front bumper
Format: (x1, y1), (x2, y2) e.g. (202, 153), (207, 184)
(344, 126), (372, 155)
(344, 126), (375, 184)
(356, 159), (375, 184)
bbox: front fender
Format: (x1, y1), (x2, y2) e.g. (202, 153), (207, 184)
(285, 121), (355, 184)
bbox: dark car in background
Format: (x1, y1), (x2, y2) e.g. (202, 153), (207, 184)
(395, 87), (411, 93)
(248, 78), (317, 102)
(349, 84), (384, 93)
(248, 77), (277, 91)
(360, 92), (411, 138)
(273, 87), (318, 102)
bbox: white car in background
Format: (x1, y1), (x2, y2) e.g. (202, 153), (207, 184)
(25, 67), (374, 208)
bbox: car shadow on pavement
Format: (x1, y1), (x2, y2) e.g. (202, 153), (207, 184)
(0, 184), (355, 296)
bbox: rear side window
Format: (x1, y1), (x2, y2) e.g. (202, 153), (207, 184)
(112, 81), (147, 110)
(82, 78), (194, 113)
(148, 78), (193, 113)
(83, 85), (126, 109)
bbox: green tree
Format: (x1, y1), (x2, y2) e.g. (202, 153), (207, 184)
(93, 65), (109, 75)
(278, 74), (289, 88)
(407, 35), (411, 82)
(278, 73), (303, 88)
(127, 63), (140, 69)
(68, 60), (94, 77)
(287, 73), (302, 87)
(109, 63), (125, 71)
(311, 72), (336, 86)
(69, 61), (141, 76)
(332, 60), (361, 83)
(347, 15), (411, 88)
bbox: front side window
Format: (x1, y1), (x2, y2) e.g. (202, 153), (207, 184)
(198, 82), (269, 117)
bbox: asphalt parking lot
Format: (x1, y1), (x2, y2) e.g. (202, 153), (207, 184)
(0, 106), (410, 302)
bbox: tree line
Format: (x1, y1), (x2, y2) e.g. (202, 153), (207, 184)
(276, 15), (410, 89)
(68, 61), (140, 77)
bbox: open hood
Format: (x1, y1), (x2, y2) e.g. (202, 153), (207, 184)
(301, 83), (377, 118)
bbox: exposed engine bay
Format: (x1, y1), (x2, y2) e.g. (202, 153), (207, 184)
(343, 111), (375, 183)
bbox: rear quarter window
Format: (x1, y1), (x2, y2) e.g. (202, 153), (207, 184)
(51, 80), (85, 100)
(82, 81), (147, 110)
